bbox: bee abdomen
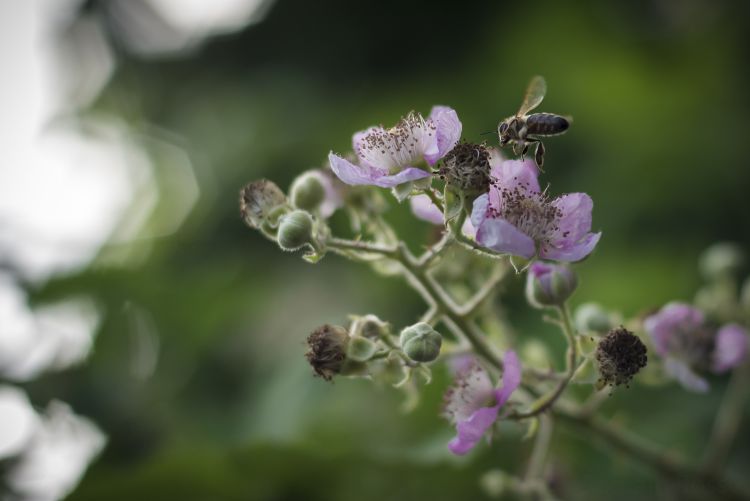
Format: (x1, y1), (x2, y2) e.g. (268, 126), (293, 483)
(526, 113), (569, 136)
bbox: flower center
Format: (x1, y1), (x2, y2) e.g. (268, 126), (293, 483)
(489, 183), (562, 247)
(356, 112), (435, 172)
(670, 324), (715, 371)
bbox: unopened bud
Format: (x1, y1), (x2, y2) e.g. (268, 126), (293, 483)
(525, 262), (578, 308)
(347, 336), (377, 362)
(699, 242), (745, 281)
(399, 323), (442, 363)
(306, 324), (349, 381)
(290, 171), (326, 212)
(595, 327), (648, 389)
(574, 303), (612, 334)
(277, 210), (315, 251)
(239, 179), (287, 229)
(350, 314), (390, 339)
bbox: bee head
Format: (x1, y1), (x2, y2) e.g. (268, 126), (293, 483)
(497, 118), (512, 146)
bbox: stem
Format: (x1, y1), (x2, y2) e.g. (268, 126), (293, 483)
(327, 237), (397, 256)
(512, 305), (577, 419)
(524, 415), (553, 482)
(425, 188), (444, 214)
(554, 403), (750, 500)
(702, 359), (750, 473)
(456, 262), (509, 316)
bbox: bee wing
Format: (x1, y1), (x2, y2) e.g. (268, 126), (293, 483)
(516, 76), (547, 116)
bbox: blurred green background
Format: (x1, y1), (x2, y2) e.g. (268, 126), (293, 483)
(4, 0), (750, 499)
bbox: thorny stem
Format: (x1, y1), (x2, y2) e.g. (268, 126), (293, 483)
(511, 305), (578, 419)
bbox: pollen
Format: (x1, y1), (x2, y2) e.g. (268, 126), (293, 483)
(356, 112), (436, 171)
(489, 181), (563, 249)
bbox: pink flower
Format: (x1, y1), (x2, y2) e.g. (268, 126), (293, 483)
(470, 160), (600, 262)
(644, 302), (748, 392)
(443, 351), (521, 455)
(328, 106), (462, 188)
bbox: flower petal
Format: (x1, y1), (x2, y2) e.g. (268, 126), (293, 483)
(376, 167), (432, 188)
(471, 194), (490, 229)
(644, 303), (705, 358)
(490, 159), (540, 199)
(448, 405), (500, 455)
(541, 232), (601, 262)
(427, 106), (462, 165)
(410, 194), (445, 225)
(664, 357), (709, 393)
(352, 127), (390, 170)
(443, 363), (495, 424)
(328, 153), (384, 186)
(476, 218), (536, 258)
(713, 323), (748, 373)
(495, 350), (521, 407)
(551, 193), (594, 245)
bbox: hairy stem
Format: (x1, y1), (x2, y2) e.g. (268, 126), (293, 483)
(512, 305), (577, 419)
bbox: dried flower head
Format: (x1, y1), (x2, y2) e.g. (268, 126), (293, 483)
(596, 327), (648, 388)
(438, 142), (492, 195)
(305, 324), (350, 381)
(239, 179), (287, 229)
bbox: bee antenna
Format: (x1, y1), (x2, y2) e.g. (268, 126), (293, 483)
(480, 130), (495, 136)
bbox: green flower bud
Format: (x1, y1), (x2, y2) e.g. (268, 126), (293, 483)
(399, 322), (442, 363)
(574, 302), (612, 334)
(290, 171), (326, 212)
(277, 210), (315, 251)
(525, 262), (578, 308)
(347, 336), (377, 362)
(239, 179), (287, 229)
(699, 242), (745, 281)
(349, 314), (390, 339)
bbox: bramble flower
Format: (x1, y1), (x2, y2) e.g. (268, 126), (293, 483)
(644, 302), (749, 392)
(328, 106), (461, 188)
(409, 194), (475, 236)
(443, 351), (521, 455)
(470, 159), (601, 261)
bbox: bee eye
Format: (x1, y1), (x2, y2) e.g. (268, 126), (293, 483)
(499, 123), (507, 133)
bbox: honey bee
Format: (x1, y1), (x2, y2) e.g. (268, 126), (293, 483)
(497, 76), (570, 169)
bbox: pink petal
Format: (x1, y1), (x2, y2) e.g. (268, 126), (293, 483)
(476, 218), (536, 259)
(489, 160), (540, 209)
(329, 153), (384, 186)
(427, 106), (462, 165)
(377, 167), (432, 187)
(410, 194), (445, 225)
(551, 193), (594, 246)
(448, 405), (501, 455)
(664, 358), (709, 393)
(644, 303), (705, 358)
(541, 232), (601, 262)
(495, 350), (521, 407)
(713, 323), (748, 373)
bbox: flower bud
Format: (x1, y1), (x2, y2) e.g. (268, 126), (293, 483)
(305, 324), (349, 381)
(699, 242), (745, 281)
(574, 302), (612, 334)
(290, 171), (326, 212)
(277, 210), (315, 251)
(349, 314), (390, 339)
(347, 336), (377, 362)
(399, 322), (442, 363)
(595, 327), (648, 389)
(239, 179), (287, 229)
(525, 262), (578, 308)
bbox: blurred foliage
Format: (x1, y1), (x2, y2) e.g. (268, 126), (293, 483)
(13, 0), (750, 499)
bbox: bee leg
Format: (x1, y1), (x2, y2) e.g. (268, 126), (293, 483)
(534, 141), (546, 171)
(521, 143), (530, 160)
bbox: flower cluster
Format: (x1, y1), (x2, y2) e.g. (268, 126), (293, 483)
(644, 303), (748, 392)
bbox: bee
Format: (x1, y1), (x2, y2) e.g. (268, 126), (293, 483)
(497, 76), (570, 170)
